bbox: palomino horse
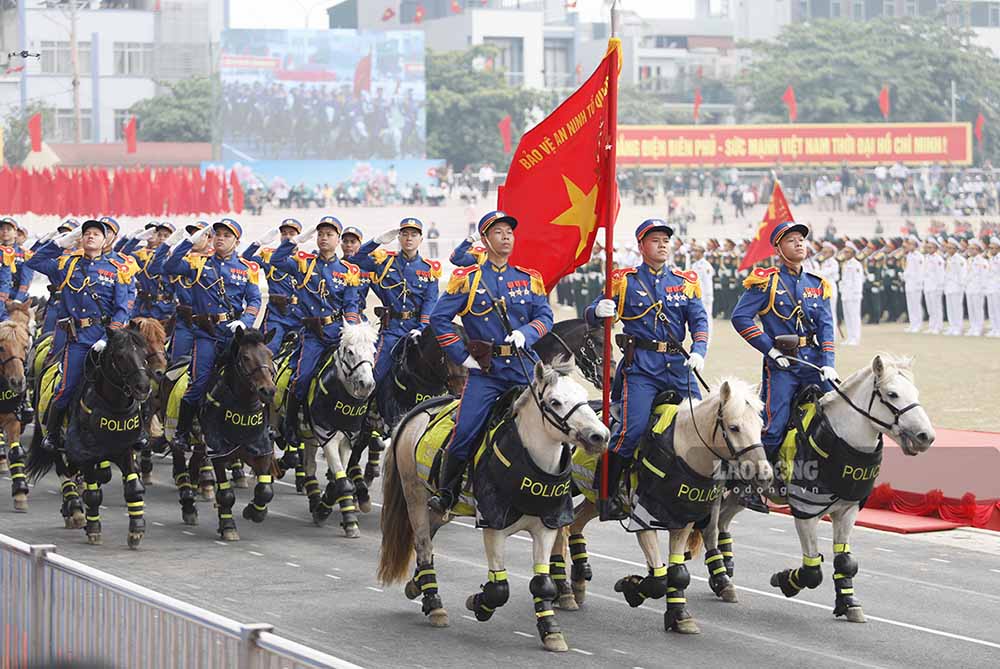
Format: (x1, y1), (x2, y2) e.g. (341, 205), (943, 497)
(0, 302), (32, 510)
(273, 322), (377, 537)
(26, 325), (153, 547)
(553, 378), (772, 634)
(696, 354), (935, 623)
(378, 358), (610, 652)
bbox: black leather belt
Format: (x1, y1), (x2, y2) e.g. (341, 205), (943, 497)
(492, 344), (515, 357)
(632, 337), (683, 354)
(73, 316), (109, 328)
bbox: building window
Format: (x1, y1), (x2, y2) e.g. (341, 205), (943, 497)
(992, 3), (1000, 26)
(483, 36), (523, 86)
(854, 1), (865, 18)
(832, 0), (842, 17)
(114, 42), (154, 76)
(543, 39), (571, 88)
(883, 0), (894, 17)
(49, 108), (92, 143)
(40, 41), (91, 75)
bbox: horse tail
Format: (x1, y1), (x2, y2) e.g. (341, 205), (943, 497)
(25, 439), (58, 484)
(377, 436), (415, 585)
(686, 528), (704, 559)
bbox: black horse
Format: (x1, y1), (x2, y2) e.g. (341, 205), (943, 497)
(27, 325), (153, 548)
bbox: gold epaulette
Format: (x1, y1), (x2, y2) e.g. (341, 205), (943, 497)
(295, 250), (315, 274)
(515, 265), (547, 295)
(259, 247), (275, 263)
(610, 267), (636, 301)
(239, 258), (260, 283)
(341, 261), (361, 286)
(426, 259), (442, 280)
(0, 246), (15, 270)
(471, 245), (488, 263)
(110, 255), (139, 284)
(446, 265), (479, 294)
(185, 252), (207, 271)
(820, 277), (832, 299)
(672, 268), (702, 299)
(372, 248), (396, 264)
(743, 267), (778, 290)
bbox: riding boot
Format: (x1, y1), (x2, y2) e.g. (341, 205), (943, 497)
(282, 393), (302, 445)
(42, 404), (68, 452)
(174, 400), (196, 451)
(427, 454), (468, 515)
(597, 451), (631, 522)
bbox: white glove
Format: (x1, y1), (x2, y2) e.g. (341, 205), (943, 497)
(91, 340), (106, 353)
(53, 228), (82, 249)
(258, 229), (280, 246)
(226, 321), (246, 334)
(820, 366), (840, 382)
(768, 347), (791, 369)
(376, 228), (398, 245)
(408, 328), (421, 338)
(685, 352), (705, 373)
(135, 227), (157, 241)
(190, 225), (211, 245)
(38, 230), (58, 245)
(166, 228), (187, 247)
(505, 330), (526, 349)
(462, 355), (481, 371)
(297, 225), (318, 245)
(464, 231), (479, 244)
(594, 298), (616, 319)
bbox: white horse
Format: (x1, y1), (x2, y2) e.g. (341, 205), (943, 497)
(378, 358), (610, 652)
(698, 354), (935, 622)
(553, 377), (773, 634)
(295, 322), (378, 537)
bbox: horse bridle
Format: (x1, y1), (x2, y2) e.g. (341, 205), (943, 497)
(336, 348), (373, 388)
(520, 374), (590, 437)
(707, 401), (765, 462)
(547, 329), (604, 390)
(98, 340), (152, 402)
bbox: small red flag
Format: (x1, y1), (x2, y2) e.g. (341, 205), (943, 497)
(353, 52), (372, 99)
(693, 88), (703, 122)
(124, 116), (137, 153)
(739, 181), (795, 271)
(451, 0), (462, 12)
(414, 4), (425, 23)
(976, 112), (985, 147)
(27, 112), (42, 152)
(230, 169), (244, 214)
(782, 85), (797, 123)
(878, 84), (890, 120)
(381, 7), (395, 21)
(497, 115), (512, 154)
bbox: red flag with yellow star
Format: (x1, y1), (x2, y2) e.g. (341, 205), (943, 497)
(502, 39), (621, 290)
(739, 181), (795, 271)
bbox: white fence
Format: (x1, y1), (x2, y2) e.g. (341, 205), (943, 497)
(0, 533), (363, 669)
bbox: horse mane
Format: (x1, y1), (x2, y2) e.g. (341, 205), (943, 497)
(839, 353), (915, 391)
(512, 356), (576, 415)
(0, 320), (29, 351)
(341, 322), (378, 351)
(235, 328), (269, 348)
(713, 376), (764, 425)
(131, 317), (167, 348)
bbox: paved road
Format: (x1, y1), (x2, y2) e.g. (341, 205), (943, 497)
(4, 455), (1000, 669)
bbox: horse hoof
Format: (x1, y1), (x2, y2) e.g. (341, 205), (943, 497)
(845, 607), (866, 623)
(71, 510), (85, 529)
(199, 486), (215, 501)
(404, 580), (420, 600)
(554, 593), (579, 611)
(0, 460), (8, 475)
(64, 516), (75, 529)
(570, 580), (587, 605)
(357, 497), (372, 514)
(182, 511), (199, 526)
(428, 609), (449, 628)
(542, 633), (569, 652)
(242, 505), (267, 523)
(464, 595), (477, 612)
(233, 478), (248, 489)
(719, 584), (739, 603)
(342, 523), (360, 539)
(13, 494), (28, 512)
(222, 529), (240, 542)
(86, 533), (102, 546)
(127, 532), (144, 549)
(670, 618), (701, 635)
(141, 472), (153, 485)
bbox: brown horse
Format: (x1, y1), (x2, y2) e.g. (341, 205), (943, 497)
(129, 317), (169, 484)
(0, 301), (32, 511)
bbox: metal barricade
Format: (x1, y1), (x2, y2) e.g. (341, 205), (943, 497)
(0, 533), (363, 669)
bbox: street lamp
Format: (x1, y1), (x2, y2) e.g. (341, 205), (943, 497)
(291, 0), (332, 29)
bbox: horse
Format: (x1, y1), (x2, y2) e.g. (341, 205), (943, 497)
(551, 377), (772, 634)
(271, 322), (378, 537)
(129, 317), (169, 486)
(694, 354), (935, 623)
(26, 324), (154, 547)
(0, 302), (32, 510)
(378, 357), (610, 652)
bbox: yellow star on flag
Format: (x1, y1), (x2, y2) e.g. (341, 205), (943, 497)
(551, 175), (599, 258)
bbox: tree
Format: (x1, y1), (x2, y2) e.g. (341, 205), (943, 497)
(129, 76), (213, 142)
(2, 103), (51, 167)
(740, 17), (1000, 162)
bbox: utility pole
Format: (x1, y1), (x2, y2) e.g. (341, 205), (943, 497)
(70, 0), (82, 143)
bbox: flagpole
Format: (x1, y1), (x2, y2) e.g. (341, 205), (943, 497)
(599, 2), (621, 507)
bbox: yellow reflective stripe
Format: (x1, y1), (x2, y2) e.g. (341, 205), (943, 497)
(253, 504), (266, 511)
(416, 569), (435, 579)
(808, 435), (830, 459)
(126, 473), (138, 481)
(652, 565), (668, 577)
(802, 554), (823, 567)
(86, 483), (99, 490)
(219, 482), (232, 490)
(705, 554), (724, 564)
(666, 598), (686, 604)
(642, 457), (666, 478)
(534, 563), (550, 575)
(220, 514), (233, 519)
(127, 501), (143, 507)
(492, 443), (512, 468)
(535, 610), (554, 617)
(334, 470), (347, 480)
(668, 553), (684, 565)
(712, 567), (727, 575)
(258, 474), (273, 484)
(718, 537), (733, 545)
(488, 570), (508, 583)
(839, 588), (854, 594)
(86, 515), (100, 521)
(421, 582), (438, 590)
(834, 543), (850, 553)
(569, 537), (586, 545)
(99, 461), (111, 468)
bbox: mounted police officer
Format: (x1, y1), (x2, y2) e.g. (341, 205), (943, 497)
(586, 219), (709, 521)
(347, 218), (441, 400)
(31, 219), (80, 337)
(268, 216), (362, 442)
(26, 219), (137, 450)
(243, 218), (305, 355)
(0, 217), (34, 304)
(163, 219), (262, 449)
(166, 222), (213, 364)
(730, 221), (838, 511)
(427, 210), (553, 514)
(340, 226), (373, 320)
(127, 222), (178, 326)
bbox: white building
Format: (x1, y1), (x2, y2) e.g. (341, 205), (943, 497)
(0, 0), (219, 145)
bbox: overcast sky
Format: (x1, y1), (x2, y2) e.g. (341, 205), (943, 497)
(228, 0), (694, 30)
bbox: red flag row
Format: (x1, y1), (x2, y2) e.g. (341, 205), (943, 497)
(0, 166), (244, 218)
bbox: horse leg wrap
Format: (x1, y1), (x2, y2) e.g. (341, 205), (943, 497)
(705, 548), (732, 595)
(84, 482), (102, 537)
(244, 475), (273, 523)
(61, 479), (82, 517)
(365, 434), (384, 482)
(199, 464), (215, 485)
(123, 472), (145, 499)
(175, 471), (195, 501)
(124, 472), (146, 533)
(470, 570), (509, 621)
(295, 446), (307, 492)
(216, 481), (236, 514)
(348, 464), (369, 505)
(568, 534), (593, 582)
(664, 554), (693, 629)
(718, 532), (735, 577)
(530, 565), (561, 639)
(95, 460), (113, 485)
(832, 545), (861, 616)
(771, 554), (823, 598)
(304, 475), (321, 512)
(231, 460), (246, 484)
(8, 443), (28, 496)
(412, 562), (443, 615)
(615, 564), (668, 608)
(139, 450), (154, 476)
(328, 472), (357, 524)
(280, 443), (300, 472)
(549, 554), (571, 597)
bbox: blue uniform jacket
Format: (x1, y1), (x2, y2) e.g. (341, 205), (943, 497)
(730, 265), (835, 367)
(25, 242), (136, 345)
(10, 243), (34, 303)
(0, 248), (15, 320)
(242, 242), (302, 326)
(585, 263), (709, 378)
(449, 240), (487, 268)
(430, 262), (553, 372)
(349, 240), (441, 331)
(130, 244), (176, 320)
(164, 240), (261, 336)
(269, 239), (361, 337)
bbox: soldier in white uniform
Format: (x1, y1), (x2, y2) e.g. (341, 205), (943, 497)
(965, 239), (989, 337)
(902, 236), (925, 333)
(816, 241), (841, 338)
(690, 243), (715, 336)
(988, 237), (1000, 338)
(922, 237), (946, 335)
(839, 242), (865, 346)
(943, 237), (968, 336)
